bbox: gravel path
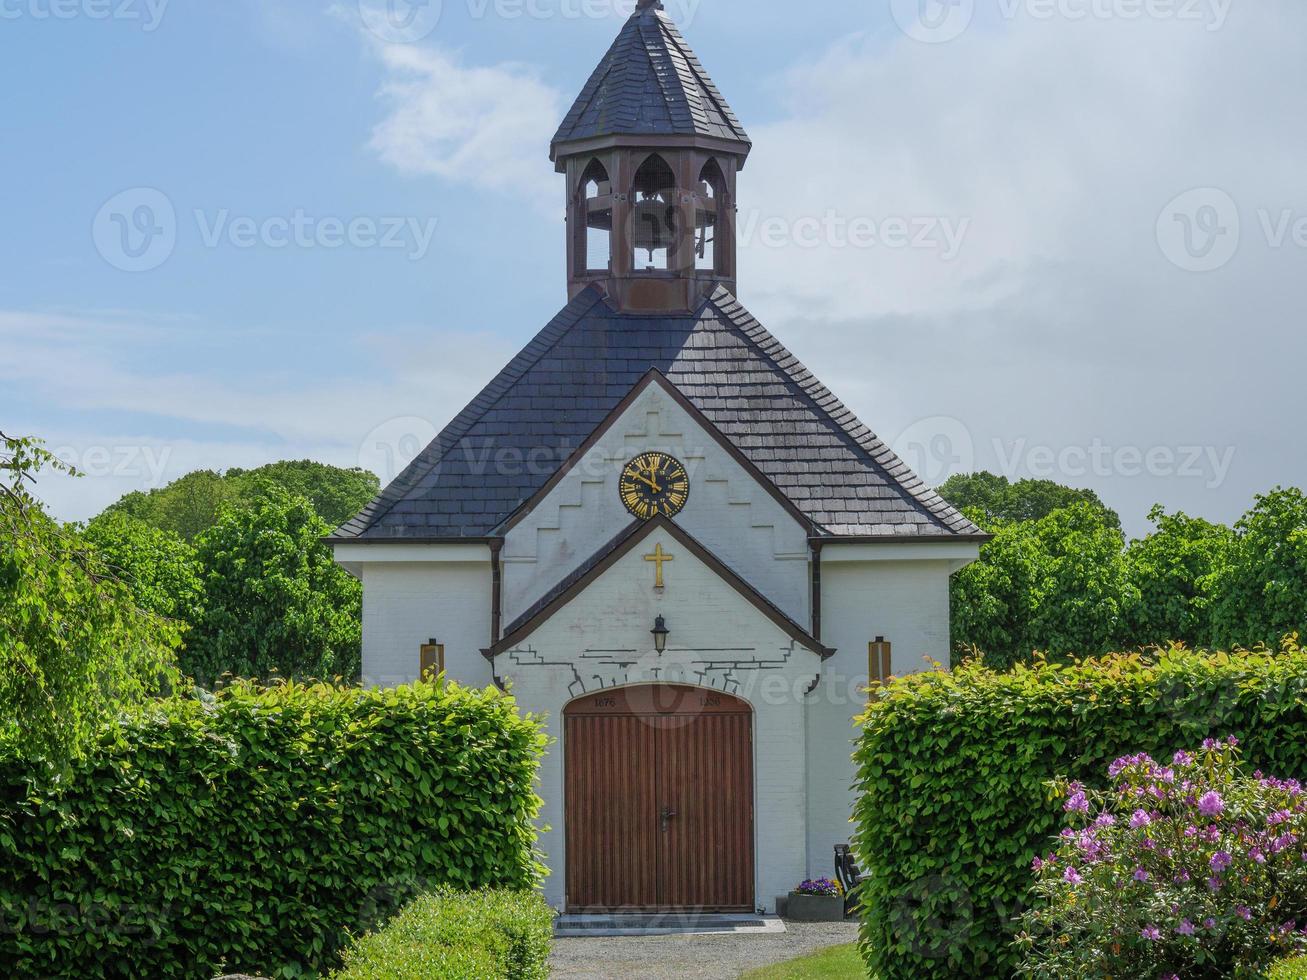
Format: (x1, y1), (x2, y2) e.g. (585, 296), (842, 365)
(549, 921), (860, 979)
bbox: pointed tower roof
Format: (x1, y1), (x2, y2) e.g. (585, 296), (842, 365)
(550, 0), (750, 161)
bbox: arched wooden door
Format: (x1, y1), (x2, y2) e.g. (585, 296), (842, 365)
(563, 684), (755, 913)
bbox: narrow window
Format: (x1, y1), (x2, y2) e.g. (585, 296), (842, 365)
(579, 159), (612, 274)
(868, 637), (892, 691)
(696, 159), (725, 273)
(631, 155), (677, 272)
(420, 640), (445, 682)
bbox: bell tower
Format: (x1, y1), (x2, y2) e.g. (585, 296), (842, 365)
(551, 0), (751, 314)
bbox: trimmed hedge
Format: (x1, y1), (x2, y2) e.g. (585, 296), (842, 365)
(332, 888), (553, 979)
(0, 680), (547, 978)
(852, 645), (1307, 979)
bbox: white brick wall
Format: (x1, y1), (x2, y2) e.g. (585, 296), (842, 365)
(803, 556), (959, 873)
(358, 561), (494, 690)
(495, 527), (823, 913)
(503, 381), (811, 626)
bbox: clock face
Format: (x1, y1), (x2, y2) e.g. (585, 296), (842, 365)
(619, 452), (690, 520)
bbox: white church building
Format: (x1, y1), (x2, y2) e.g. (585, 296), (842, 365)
(332, 0), (983, 915)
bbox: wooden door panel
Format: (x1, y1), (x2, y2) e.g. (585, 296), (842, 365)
(564, 685), (753, 913)
(564, 714), (658, 910)
(656, 713), (754, 911)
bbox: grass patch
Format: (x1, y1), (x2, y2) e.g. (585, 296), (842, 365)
(740, 943), (864, 979)
(1269, 958), (1307, 980)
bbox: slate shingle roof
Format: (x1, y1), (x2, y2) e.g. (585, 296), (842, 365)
(550, 0), (750, 153)
(333, 287), (983, 542)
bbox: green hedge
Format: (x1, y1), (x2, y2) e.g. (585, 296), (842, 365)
(852, 645), (1307, 980)
(1270, 957), (1307, 979)
(0, 680), (547, 978)
(332, 888), (553, 979)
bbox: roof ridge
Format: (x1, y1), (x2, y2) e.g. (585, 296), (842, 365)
(703, 287), (983, 537)
(333, 287), (610, 539)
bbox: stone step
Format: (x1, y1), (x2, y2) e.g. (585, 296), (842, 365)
(553, 913), (784, 938)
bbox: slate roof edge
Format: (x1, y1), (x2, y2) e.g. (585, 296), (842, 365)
(550, 3), (750, 151)
(484, 513), (834, 660)
(703, 286), (986, 539)
(329, 285), (612, 541)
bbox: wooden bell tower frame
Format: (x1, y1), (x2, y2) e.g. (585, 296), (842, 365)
(556, 138), (749, 314)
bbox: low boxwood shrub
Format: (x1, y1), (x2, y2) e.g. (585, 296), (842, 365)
(332, 888), (553, 979)
(0, 679), (547, 978)
(852, 644), (1307, 979)
(1015, 738), (1307, 977)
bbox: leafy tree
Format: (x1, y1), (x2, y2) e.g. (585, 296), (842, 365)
(227, 460), (379, 530)
(186, 483), (361, 684)
(940, 471), (1122, 530)
(952, 502), (1133, 667)
(107, 469), (235, 542)
(1207, 487), (1307, 651)
(0, 432), (180, 762)
(104, 461), (378, 540)
(82, 512), (203, 623)
(1122, 506), (1232, 650)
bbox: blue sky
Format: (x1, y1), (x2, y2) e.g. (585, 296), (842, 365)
(4, 0), (1305, 536)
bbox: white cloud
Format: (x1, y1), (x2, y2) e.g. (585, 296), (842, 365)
(732, 6), (1307, 534)
(2, 308), (517, 521)
(367, 43), (563, 198)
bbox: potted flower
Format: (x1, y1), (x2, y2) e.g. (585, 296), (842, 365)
(787, 877), (845, 921)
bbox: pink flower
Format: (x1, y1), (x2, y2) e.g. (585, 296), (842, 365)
(1198, 791), (1225, 817)
(1063, 866), (1083, 885)
(1176, 919), (1195, 936)
(1130, 810), (1152, 829)
(1065, 790), (1090, 814)
(1210, 851), (1232, 873)
(1133, 867), (1150, 882)
(1236, 905), (1252, 921)
(1140, 925), (1161, 941)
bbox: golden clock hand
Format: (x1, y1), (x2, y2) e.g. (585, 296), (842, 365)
(628, 469), (660, 492)
(644, 461), (663, 494)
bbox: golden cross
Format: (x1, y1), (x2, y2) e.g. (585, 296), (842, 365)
(643, 543), (674, 589)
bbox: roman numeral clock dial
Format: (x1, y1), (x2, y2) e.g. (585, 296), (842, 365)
(619, 452), (690, 520)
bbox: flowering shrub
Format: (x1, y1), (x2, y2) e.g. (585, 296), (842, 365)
(794, 877), (841, 898)
(1016, 738), (1307, 978)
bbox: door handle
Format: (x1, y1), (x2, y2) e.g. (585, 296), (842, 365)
(659, 806), (678, 833)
